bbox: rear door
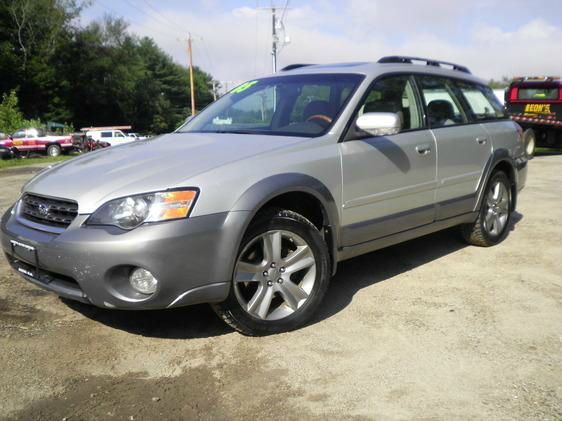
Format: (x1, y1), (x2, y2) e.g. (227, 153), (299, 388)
(339, 74), (437, 246)
(417, 75), (491, 220)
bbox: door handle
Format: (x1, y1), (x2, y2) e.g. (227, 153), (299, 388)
(415, 144), (431, 155)
(476, 137), (488, 145)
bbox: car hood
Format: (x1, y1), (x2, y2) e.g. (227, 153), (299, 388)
(24, 132), (306, 213)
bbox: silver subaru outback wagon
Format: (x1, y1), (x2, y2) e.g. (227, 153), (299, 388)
(1, 56), (529, 335)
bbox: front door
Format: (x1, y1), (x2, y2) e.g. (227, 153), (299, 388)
(339, 75), (438, 246)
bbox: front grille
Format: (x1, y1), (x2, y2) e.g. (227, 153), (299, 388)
(20, 194), (78, 228)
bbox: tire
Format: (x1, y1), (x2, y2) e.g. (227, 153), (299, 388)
(522, 129), (535, 158)
(212, 209), (331, 336)
(46, 144), (61, 157)
(461, 171), (512, 247)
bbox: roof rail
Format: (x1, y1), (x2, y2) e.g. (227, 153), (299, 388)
(281, 64), (315, 71)
(378, 56), (471, 74)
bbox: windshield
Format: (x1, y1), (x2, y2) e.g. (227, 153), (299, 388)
(178, 73), (364, 138)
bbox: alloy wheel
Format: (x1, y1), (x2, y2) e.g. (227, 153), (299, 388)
(233, 229), (316, 321)
(483, 180), (510, 236)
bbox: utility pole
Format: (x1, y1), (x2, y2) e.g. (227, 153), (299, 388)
(212, 80), (217, 101)
(271, 7), (277, 73)
(187, 33), (196, 116)
(259, 4), (290, 73)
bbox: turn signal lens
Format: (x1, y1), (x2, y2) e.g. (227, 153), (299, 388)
(146, 190), (198, 222)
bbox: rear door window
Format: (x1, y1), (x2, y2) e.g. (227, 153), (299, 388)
(456, 82), (507, 121)
(417, 76), (467, 128)
(101, 132), (112, 138)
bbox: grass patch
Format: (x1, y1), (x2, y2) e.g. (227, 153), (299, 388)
(535, 147), (562, 156)
(0, 154), (76, 170)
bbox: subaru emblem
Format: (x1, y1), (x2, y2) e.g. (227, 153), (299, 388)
(38, 203), (50, 216)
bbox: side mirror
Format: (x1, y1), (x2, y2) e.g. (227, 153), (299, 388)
(356, 112), (401, 137)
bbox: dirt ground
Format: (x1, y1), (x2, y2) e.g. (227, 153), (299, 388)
(0, 157), (560, 421)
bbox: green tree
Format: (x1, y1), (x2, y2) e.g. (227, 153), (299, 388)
(0, 90), (43, 133)
(0, 90), (26, 133)
(0, 0), (87, 119)
(0, 3), (216, 134)
(489, 76), (511, 89)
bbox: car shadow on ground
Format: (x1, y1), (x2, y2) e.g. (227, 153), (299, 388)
(64, 212), (523, 339)
(313, 211), (523, 325)
(62, 300), (231, 339)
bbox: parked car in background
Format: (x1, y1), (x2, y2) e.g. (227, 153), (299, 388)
(86, 129), (135, 146)
(127, 132), (149, 140)
(0, 128), (73, 157)
(505, 76), (562, 154)
(1, 57), (530, 335)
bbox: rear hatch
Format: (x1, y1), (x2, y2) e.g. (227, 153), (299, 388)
(506, 79), (562, 128)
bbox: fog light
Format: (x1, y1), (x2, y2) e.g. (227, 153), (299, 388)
(129, 268), (158, 294)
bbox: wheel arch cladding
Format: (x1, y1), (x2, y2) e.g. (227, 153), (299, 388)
(476, 149), (518, 213)
(230, 173), (340, 275)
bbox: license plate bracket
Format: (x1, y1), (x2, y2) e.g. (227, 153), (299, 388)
(10, 240), (40, 279)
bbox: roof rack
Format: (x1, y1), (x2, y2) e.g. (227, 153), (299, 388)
(378, 56), (471, 74)
(280, 64), (315, 71)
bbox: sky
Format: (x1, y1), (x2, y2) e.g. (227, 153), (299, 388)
(82, 0), (562, 88)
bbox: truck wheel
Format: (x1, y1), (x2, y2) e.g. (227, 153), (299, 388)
(522, 129), (535, 158)
(461, 171), (512, 247)
(212, 209), (331, 336)
(47, 144), (61, 157)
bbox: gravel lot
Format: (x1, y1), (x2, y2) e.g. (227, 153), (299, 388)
(0, 157), (561, 420)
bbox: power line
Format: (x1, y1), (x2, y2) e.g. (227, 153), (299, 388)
(280, 0), (290, 23)
(140, 0), (202, 39)
(97, 0), (182, 42)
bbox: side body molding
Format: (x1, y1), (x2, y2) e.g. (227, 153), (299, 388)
(230, 173), (341, 274)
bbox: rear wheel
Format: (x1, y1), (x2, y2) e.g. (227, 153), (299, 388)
(47, 144), (61, 157)
(462, 171), (512, 247)
(212, 209), (330, 336)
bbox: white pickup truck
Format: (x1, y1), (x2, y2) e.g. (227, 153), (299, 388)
(86, 129), (136, 146)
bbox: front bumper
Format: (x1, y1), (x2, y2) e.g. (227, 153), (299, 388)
(1, 209), (250, 309)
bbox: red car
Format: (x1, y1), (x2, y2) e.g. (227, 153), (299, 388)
(0, 128), (73, 157)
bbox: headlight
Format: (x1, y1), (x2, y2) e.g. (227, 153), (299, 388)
(87, 189), (198, 229)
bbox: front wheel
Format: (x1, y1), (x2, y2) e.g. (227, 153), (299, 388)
(462, 171), (512, 247)
(212, 209), (331, 336)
